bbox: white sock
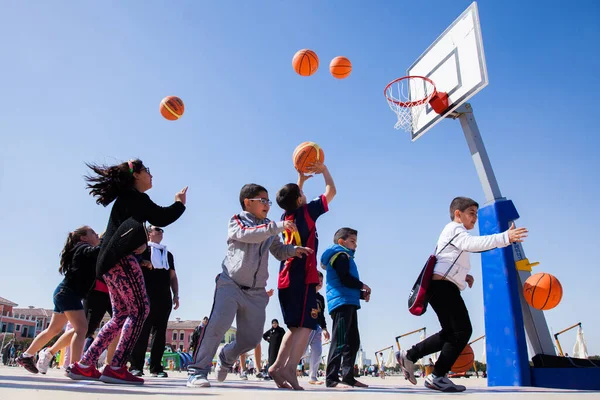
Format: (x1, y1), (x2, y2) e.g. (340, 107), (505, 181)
(22, 352), (33, 358)
(78, 362), (89, 368)
(110, 366), (120, 370)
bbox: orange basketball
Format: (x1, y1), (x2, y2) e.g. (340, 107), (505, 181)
(329, 56), (352, 79)
(293, 142), (324, 173)
(451, 344), (474, 373)
(523, 273), (563, 310)
(160, 96), (184, 120)
(292, 49), (319, 77)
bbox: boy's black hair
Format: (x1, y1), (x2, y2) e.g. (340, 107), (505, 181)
(239, 184), (268, 210)
(449, 197), (479, 220)
(318, 271), (323, 278)
(272, 319), (279, 324)
(333, 227), (358, 243)
(276, 183), (302, 213)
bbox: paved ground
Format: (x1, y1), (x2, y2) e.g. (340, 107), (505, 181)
(1, 366), (599, 399)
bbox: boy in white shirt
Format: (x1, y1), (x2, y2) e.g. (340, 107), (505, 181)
(397, 197), (528, 393)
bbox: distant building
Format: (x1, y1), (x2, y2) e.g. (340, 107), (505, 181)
(0, 297), (38, 339)
(12, 306), (54, 336)
(166, 317), (236, 352)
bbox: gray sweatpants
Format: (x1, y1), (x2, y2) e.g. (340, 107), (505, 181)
(188, 273), (269, 375)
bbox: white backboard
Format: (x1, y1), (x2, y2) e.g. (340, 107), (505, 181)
(408, 2), (488, 141)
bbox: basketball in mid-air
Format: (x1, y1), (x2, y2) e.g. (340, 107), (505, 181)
(523, 273), (563, 310)
(292, 49), (319, 77)
(160, 96), (185, 120)
(330, 56), (352, 79)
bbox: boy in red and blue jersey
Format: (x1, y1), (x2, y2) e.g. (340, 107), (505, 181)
(268, 162), (336, 390)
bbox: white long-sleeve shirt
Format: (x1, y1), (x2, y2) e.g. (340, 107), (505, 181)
(434, 221), (511, 290)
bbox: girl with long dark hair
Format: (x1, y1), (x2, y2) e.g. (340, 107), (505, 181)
(67, 159), (187, 385)
(17, 226), (101, 374)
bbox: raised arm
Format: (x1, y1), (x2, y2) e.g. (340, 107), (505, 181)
(138, 191), (186, 228)
(228, 215), (285, 244)
(451, 228), (509, 253)
(307, 162), (336, 204)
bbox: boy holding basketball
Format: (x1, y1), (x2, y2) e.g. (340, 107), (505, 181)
(186, 184), (312, 388)
(268, 162), (336, 390)
(396, 197), (528, 393)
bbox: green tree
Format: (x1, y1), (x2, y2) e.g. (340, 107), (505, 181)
(473, 360), (487, 372)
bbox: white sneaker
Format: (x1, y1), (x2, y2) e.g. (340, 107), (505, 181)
(239, 370), (248, 380)
(187, 373), (210, 388)
(396, 350), (417, 385)
(36, 348), (53, 374)
(215, 362), (228, 382)
(424, 374), (466, 392)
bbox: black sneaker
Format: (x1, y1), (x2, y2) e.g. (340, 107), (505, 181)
(17, 355), (39, 374)
(130, 369), (144, 377)
(326, 379), (341, 388)
(152, 371), (168, 378)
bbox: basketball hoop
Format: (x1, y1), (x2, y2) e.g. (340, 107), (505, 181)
(384, 76), (449, 132)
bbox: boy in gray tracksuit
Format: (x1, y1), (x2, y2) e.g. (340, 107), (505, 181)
(187, 183), (313, 388)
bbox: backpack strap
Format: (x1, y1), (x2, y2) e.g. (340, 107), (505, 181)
(435, 233), (461, 256)
(435, 233), (464, 281)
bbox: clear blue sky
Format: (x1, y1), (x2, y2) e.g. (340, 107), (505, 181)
(1, 0), (599, 362)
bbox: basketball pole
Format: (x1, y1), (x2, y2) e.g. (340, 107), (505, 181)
(448, 103), (555, 386)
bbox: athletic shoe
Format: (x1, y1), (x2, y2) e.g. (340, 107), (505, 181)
(326, 379), (340, 388)
(130, 369), (144, 377)
(152, 371), (168, 378)
(100, 366), (144, 385)
(16, 354), (39, 374)
(36, 348), (54, 374)
(215, 362), (228, 382)
(396, 350), (417, 385)
(67, 362), (102, 381)
(424, 374), (466, 392)
(239, 370), (248, 380)
(187, 373), (210, 388)
(308, 380), (324, 385)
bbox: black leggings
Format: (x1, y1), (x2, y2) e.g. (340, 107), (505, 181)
(84, 290), (113, 338)
(407, 280), (473, 377)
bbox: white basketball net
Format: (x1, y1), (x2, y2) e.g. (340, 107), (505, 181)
(385, 77), (436, 133)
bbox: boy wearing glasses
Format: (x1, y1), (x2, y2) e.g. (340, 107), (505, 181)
(268, 162), (336, 390)
(187, 184), (312, 388)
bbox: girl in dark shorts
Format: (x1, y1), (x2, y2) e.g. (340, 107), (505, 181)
(17, 226), (101, 374)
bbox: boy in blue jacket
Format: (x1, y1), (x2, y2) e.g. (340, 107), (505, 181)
(321, 227), (371, 388)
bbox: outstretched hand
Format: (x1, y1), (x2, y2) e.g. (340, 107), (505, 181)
(175, 186), (188, 205)
(507, 222), (528, 243)
(294, 246), (314, 258)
